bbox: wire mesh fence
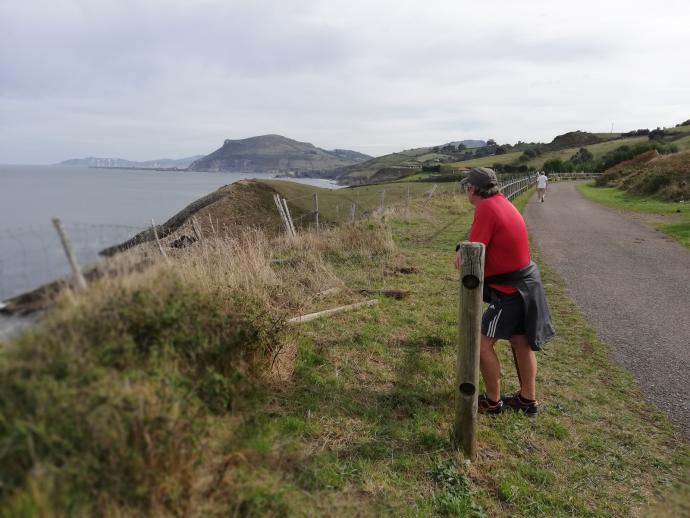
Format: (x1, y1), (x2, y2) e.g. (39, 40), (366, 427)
(1, 174), (546, 304)
(0, 221), (146, 301)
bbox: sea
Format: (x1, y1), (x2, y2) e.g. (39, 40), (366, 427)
(0, 164), (339, 336)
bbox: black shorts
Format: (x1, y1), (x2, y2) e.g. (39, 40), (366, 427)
(481, 289), (526, 339)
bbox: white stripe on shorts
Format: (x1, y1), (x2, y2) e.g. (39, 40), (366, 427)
(488, 309), (503, 337)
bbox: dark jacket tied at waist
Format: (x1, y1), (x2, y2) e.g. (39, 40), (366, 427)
(484, 261), (555, 351)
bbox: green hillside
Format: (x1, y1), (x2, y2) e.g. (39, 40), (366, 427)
(337, 148), (445, 185)
(451, 135), (651, 170)
(341, 124), (690, 184)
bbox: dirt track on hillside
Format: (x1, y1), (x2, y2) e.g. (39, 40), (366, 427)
(524, 182), (690, 437)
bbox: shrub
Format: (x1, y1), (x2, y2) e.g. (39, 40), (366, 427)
(595, 142), (677, 175)
(0, 273), (281, 513)
(569, 147), (594, 165)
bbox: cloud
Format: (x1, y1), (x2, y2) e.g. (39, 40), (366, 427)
(1, 0), (689, 162)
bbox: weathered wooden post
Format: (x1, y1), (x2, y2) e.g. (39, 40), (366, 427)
(313, 193), (320, 231)
(453, 242), (485, 459)
(281, 198), (297, 236)
(273, 194), (292, 236)
(379, 190), (385, 212)
(191, 216), (204, 244)
(350, 203), (356, 223)
(406, 185), (411, 206)
(51, 218), (87, 290)
(151, 219), (169, 261)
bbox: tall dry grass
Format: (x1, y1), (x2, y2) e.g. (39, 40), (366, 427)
(0, 219), (397, 515)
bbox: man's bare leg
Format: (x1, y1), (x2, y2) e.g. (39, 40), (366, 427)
(509, 334), (537, 400)
(479, 335), (501, 401)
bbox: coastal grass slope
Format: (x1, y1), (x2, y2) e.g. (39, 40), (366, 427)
(0, 183), (687, 516)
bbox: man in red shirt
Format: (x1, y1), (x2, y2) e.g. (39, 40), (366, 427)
(454, 168), (554, 416)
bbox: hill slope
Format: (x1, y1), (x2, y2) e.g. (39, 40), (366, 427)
(188, 135), (370, 175)
(597, 149), (690, 201)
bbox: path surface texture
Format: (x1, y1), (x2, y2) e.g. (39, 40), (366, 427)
(524, 181), (690, 437)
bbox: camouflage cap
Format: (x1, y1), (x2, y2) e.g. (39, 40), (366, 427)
(460, 167), (498, 189)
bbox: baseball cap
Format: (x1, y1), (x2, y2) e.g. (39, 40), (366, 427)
(460, 167), (498, 189)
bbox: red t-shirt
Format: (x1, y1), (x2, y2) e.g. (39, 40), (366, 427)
(468, 193), (530, 294)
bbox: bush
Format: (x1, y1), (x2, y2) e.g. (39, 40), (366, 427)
(649, 127), (667, 141)
(0, 275), (281, 514)
(595, 142), (677, 175)
(569, 147), (594, 165)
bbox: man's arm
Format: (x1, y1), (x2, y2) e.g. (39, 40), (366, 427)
(454, 206), (494, 269)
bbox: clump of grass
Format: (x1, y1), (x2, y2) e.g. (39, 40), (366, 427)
(0, 220), (399, 514)
(289, 217), (396, 262)
(0, 275), (279, 514)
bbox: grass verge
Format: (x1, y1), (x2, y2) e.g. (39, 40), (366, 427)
(1, 185), (688, 516)
(577, 183), (690, 249)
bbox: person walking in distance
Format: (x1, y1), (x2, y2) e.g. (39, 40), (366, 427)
(454, 167), (555, 415)
(536, 171), (548, 202)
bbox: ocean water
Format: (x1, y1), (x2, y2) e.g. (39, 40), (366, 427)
(0, 165), (338, 302)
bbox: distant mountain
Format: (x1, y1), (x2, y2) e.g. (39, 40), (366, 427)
(188, 135), (371, 174)
(57, 155), (204, 169)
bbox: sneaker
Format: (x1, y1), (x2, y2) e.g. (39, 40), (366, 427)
(503, 392), (539, 417)
(478, 394), (504, 415)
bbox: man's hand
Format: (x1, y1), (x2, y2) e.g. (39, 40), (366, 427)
(454, 251), (461, 270)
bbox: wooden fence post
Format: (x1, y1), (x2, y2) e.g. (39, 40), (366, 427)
(350, 203), (356, 223)
(51, 218), (87, 290)
(151, 219), (169, 261)
(453, 241), (485, 459)
(281, 197), (297, 236)
(313, 193), (320, 231)
(191, 216), (204, 243)
(273, 194), (289, 235)
(379, 190), (385, 212)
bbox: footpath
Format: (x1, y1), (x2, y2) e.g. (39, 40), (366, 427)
(524, 181), (690, 437)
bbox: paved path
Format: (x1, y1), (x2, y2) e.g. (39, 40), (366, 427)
(524, 182), (690, 436)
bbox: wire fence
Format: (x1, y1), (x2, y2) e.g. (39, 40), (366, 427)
(1, 172), (575, 304)
(0, 221), (146, 302)
(276, 174), (541, 237)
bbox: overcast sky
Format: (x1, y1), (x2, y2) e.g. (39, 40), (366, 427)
(1, 0), (689, 163)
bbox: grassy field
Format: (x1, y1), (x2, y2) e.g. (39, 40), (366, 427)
(213, 188), (689, 516)
(452, 136), (650, 170)
(577, 183), (690, 249)
(1, 182), (688, 515)
(265, 179), (460, 226)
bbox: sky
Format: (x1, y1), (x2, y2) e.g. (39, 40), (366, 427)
(1, 0), (689, 163)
